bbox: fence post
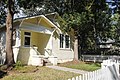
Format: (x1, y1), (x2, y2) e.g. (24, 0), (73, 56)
(87, 72), (90, 80)
(72, 77), (75, 80)
(79, 75), (82, 80)
(75, 76), (79, 80)
(82, 74), (85, 80)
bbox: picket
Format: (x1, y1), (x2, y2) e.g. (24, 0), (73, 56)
(75, 76), (79, 80)
(68, 59), (120, 80)
(79, 75), (82, 80)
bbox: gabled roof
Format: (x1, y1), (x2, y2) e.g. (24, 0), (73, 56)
(0, 12), (60, 30)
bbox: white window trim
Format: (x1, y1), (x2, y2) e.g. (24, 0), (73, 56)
(59, 34), (70, 50)
(23, 32), (31, 47)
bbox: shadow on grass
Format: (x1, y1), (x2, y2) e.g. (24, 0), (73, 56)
(0, 70), (7, 79)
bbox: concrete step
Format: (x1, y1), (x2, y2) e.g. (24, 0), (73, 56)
(43, 58), (51, 63)
(44, 62), (53, 66)
(43, 58), (53, 66)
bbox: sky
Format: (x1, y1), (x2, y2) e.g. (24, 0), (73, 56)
(106, 0), (120, 14)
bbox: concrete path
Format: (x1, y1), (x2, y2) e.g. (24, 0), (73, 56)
(46, 66), (89, 74)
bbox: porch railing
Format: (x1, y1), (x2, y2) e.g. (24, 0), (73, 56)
(31, 46), (42, 56)
(44, 48), (53, 56)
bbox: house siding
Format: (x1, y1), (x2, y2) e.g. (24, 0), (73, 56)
(52, 36), (74, 63)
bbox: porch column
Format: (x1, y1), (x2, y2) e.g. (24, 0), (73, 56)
(13, 29), (21, 63)
(15, 29), (21, 47)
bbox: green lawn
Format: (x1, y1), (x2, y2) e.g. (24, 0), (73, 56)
(1, 66), (79, 80)
(59, 61), (101, 71)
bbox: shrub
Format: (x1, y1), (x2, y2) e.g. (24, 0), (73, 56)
(14, 61), (23, 69)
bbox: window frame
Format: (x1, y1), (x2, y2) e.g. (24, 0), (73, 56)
(24, 32), (31, 47)
(65, 35), (70, 48)
(59, 34), (70, 49)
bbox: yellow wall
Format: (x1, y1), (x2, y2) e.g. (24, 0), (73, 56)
(24, 17), (53, 30)
(37, 33), (50, 55)
(40, 19), (52, 29)
(19, 29), (51, 64)
(20, 30), (50, 55)
(31, 32), (39, 47)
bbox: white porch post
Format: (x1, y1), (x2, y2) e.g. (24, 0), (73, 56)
(48, 29), (58, 65)
(13, 29), (21, 63)
(15, 29), (21, 47)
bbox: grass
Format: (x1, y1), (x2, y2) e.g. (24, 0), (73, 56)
(1, 66), (79, 80)
(59, 61), (101, 71)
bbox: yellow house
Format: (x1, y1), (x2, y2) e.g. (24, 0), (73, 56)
(0, 13), (74, 66)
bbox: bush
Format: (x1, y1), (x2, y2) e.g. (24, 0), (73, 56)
(14, 61), (23, 69)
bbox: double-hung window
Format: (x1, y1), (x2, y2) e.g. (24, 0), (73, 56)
(65, 35), (70, 48)
(60, 34), (70, 49)
(60, 34), (64, 48)
(24, 32), (31, 47)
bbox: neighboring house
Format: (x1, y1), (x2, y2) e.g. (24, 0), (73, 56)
(0, 13), (74, 66)
(99, 39), (115, 49)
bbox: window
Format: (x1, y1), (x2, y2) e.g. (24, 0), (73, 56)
(60, 34), (64, 48)
(24, 32), (31, 47)
(60, 34), (70, 49)
(65, 35), (70, 48)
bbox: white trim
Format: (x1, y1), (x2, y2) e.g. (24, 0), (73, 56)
(15, 29), (21, 47)
(41, 15), (61, 32)
(38, 18), (42, 25)
(59, 34), (70, 50)
(19, 19), (24, 27)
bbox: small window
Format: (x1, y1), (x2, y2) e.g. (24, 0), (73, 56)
(24, 32), (31, 47)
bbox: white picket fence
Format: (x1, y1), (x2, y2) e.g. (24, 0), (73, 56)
(68, 59), (120, 80)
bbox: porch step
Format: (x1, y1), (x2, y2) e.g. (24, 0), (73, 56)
(44, 62), (53, 66)
(43, 58), (51, 63)
(43, 58), (53, 66)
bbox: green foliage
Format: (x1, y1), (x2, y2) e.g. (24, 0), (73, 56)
(111, 13), (120, 40)
(59, 61), (101, 71)
(2, 67), (79, 80)
(14, 61), (23, 69)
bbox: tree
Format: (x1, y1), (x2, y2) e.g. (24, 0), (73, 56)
(57, 0), (115, 58)
(3, 0), (15, 67)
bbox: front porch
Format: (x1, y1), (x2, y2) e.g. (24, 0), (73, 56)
(15, 29), (57, 66)
(13, 15), (58, 66)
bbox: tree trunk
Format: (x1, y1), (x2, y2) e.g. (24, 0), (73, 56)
(74, 34), (78, 60)
(5, 0), (15, 67)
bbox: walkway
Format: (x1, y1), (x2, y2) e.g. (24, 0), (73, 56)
(46, 66), (89, 74)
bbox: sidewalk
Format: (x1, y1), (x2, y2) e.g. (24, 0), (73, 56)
(46, 66), (89, 74)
